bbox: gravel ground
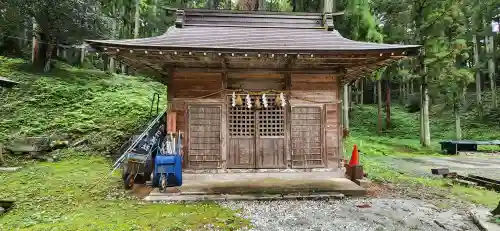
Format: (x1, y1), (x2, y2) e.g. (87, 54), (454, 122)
(220, 198), (479, 231)
(370, 154), (500, 180)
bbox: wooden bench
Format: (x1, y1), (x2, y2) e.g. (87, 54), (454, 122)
(439, 140), (500, 155)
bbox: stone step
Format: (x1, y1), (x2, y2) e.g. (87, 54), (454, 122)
(145, 192), (345, 202)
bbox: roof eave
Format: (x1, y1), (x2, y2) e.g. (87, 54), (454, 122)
(85, 40), (421, 56)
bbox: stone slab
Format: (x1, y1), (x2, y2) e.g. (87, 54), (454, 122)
(470, 208), (500, 231)
(354, 178), (372, 188)
(145, 192), (345, 202)
(0, 167), (22, 172)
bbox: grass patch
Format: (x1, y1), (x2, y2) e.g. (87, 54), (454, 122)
(346, 104), (500, 208)
(0, 56), (167, 157)
(0, 153), (249, 231)
(0, 57), (247, 230)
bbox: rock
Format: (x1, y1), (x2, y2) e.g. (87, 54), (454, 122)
(0, 167), (22, 172)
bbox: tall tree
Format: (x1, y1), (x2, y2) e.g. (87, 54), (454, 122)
(5, 0), (110, 71)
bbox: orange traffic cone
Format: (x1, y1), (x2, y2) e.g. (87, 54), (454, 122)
(348, 144), (360, 166)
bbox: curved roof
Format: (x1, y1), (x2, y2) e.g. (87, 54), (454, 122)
(86, 9), (420, 83)
(87, 26), (419, 54)
(86, 9), (420, 55)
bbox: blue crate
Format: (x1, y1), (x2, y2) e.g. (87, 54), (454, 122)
(153, 154), (182, 187)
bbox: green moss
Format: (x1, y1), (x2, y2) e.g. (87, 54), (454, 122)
(0, 57), (248, 230)
(0, 56), (167, 155)
(0, 154), (248, 230)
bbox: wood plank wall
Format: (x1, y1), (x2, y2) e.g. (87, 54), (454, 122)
(290, 73), (341, 168)
(169, 69), (341, 169)
(170, 70), (224, 169)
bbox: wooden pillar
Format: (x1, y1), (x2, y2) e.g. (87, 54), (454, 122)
(220, 70), (228, 169)
(342, 83), (349, 136)
(285, 73), (292, 168)
(337, 75), (344, 166)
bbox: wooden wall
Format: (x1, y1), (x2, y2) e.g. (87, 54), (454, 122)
(169, 69), (341, 170)
(289, 73), (341, 169)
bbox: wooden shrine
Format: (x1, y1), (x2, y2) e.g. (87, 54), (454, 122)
(87, 9), (420, 171)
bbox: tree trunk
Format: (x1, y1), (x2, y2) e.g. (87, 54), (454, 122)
(103, 55), (109, 71)
(80, 44), (86, 65)
(473, 34), (483, 118)
(377, 80), (383, 133)
(454, 102), (462, 140)
(421, 74), (431, 146)
(134, 0), (141, 39)
(323, 0), (333, 12)
(354, 80), (359, 104)
(399, 82), (404, 105)
(258, 0), (266, 10)
(360, 78), (364, 105)
(121, 63), (127, 75)
(109, 57), (116, 73)
(31, 18), (38, 64)
(386, 79), (391, 129)
(343, 83), (349, 136)
(373, 80), (377, 104)
(487, 35), (497, 108)
(43, 42), (55, 73)
(410, 79), (414, 94)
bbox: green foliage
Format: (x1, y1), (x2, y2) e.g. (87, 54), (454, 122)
(345, 104), (500, 208)
(0, 154), (249, 230)
(0, 56), (167, 154)
(4, 0), (111, 43)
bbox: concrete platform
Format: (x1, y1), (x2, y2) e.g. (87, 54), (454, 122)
(144, 172), (365, 202)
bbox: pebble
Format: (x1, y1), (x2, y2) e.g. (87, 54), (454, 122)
(219, 198), (480, 231)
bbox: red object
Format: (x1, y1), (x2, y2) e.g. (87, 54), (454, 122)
(167, 112), (177, 133)
(356, 203), (371, 208)
(348, 144), (360, 166)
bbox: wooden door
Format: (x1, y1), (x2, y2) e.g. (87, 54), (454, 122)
(291, 106), (325, 168)
(227, 96), (285, 169)
(188, 105), (222, 169)
(255, 101), (285, 168)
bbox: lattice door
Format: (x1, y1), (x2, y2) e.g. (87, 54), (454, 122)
(188, 105), (222, 169)
(227, 95), (285, 168)
(291, 106), (325, 168)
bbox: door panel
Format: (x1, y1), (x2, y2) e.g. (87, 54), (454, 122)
(188, 105), (222, 169)
(227, 103), (255, 168)
(291, 106), (325, 168)
(228, 138), (255, 168)
(227, 95), (285, 169)
(256, 101), (285, 168)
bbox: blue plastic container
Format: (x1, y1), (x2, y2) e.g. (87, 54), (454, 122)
(153, 154), (182, 187)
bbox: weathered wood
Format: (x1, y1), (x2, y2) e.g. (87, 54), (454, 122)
(187, 105), (222, 169)
(291, 106), (325, 168)
(285, 73), (292, 168)
(172, 70), (223, 98)
(256, 102), (285, 168)
(221, 71), (228, 169)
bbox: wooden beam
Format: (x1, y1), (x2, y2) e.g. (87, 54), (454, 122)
(168, 67), (346, 74)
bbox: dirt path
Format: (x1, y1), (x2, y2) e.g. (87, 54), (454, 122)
(370, 154), (500, 180)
